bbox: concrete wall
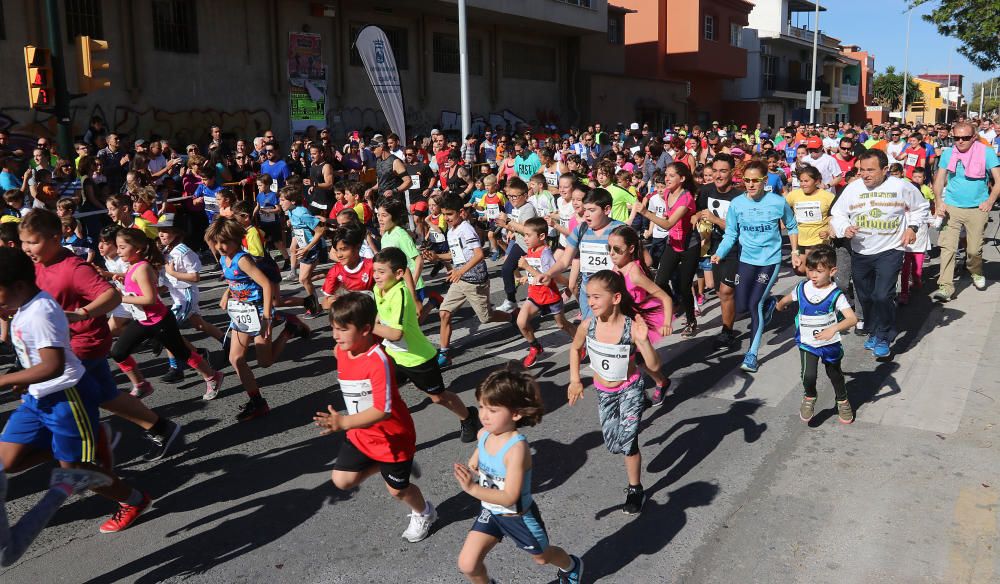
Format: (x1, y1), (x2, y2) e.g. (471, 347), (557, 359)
(582, 72), (687, 127)
(748, 0), (786, 37)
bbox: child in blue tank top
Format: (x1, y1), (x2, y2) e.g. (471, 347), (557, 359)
(453, 369), (584, 584)
(776, 245), (858, 425)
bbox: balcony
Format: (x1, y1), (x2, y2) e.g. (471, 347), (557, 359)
(762, 77), (830, 97)
(782, 24), (841, 52)
(838, 84), (859, 104)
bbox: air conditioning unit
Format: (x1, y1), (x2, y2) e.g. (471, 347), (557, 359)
(760, 44), (771, 56)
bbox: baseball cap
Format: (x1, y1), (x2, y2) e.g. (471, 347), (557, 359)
(370, 136), (386, 148)
(806, 136), (823, 149)
(153, 213), (177, 228)
(630, 122), (640, 131)
(740, 124), (748, 130)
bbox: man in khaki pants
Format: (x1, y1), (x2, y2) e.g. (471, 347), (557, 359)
(931, 122), (1000, 301)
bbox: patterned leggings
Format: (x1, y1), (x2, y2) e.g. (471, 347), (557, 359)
(597, 375), (645, 456)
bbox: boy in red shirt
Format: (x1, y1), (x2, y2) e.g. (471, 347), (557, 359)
(899, 133), (927, 181)
(515, 217), (577, 367)
(314, 293), (437, 543)
(321, 224), (375, 310)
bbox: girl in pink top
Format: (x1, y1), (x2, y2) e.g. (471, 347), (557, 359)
(109, 228), (223, 400)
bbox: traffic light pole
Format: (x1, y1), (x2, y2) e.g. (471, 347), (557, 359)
(44, 0), (73, 158)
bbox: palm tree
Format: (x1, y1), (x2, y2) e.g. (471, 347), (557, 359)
(872, 66), (921, 111)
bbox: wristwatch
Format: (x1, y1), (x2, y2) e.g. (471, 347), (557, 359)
(907, 225), (919, 233)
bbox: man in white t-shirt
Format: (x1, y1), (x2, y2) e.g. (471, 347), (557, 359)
(830, 149), (928, 359)
(822, 126), (840, 153)
(886, 129), (906, 161)
(801, 136), (843, 188)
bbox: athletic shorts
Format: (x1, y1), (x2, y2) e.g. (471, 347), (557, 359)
(410, 200), (428, 216)
(333, 438), (413, 490)
(470, 502), (550, 555)
(715, 255), (739, 288)
(527, 297), (564, 316)
(395, 357), (446, 395)
(698, 257), (713, 272)
(596, 373), (644, 456)
(299, 240), (326, 265)
(1, 375), (102, 463)
(170, 287), (201, 326)
(259, 220), (283, 244)
(81, 357), (124, 403)
(440, 280), (494, 323)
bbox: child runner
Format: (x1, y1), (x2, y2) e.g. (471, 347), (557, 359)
(608, 225), (674, 404)
(106, 194), (157, 240)
(0, 246), (150, 533)
(93, 225), (132, 336)
(280, 186), (326, 318)
(314, 293), (437, 543)
(60, 216), (95, 262)
(476, 175), (507, 261)
(377, 197), (441, 319)
(322, 224), (375, 308)
(254, 174), (290, 271)
(154, 214), (226, 382)
(454, 368), (584, 584)
(372, 247), (482, 442)
(775, 245), (857, 424)
(515, 218), (577, 367)
(785, 166), (835, 275)
(422, 194), (515, 367)
(108, 228), (224, 399)
(206, 217), (304, 421)
(711, 160), (799, 373)
(335, 209), (377, 259)
(567, 270), (661, 514)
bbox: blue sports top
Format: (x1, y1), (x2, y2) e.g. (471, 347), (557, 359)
(477, 432), (532, 515)
(221, 251), (262, 304)
(715, 191), (798, 266)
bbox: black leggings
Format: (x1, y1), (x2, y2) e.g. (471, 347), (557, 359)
(109, 310), (192, 364)
(799, 349), (847, 401)
(654, 244), (699, 322)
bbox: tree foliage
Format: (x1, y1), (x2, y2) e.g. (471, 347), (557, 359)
(911, 0), (1000, 71)
(872, 66), (922, 111)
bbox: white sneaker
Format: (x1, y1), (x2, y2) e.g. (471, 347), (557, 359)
(401, 502), (437, 542)
(497, 299), (517, 312)
(972, 275), (987, 290)
(855, 320), (865, 332)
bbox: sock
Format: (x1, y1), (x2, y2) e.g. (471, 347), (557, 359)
(439, 347), (449, 355)
(530, 340), (542, 350)
(422, 501), (432, 515)
(149, 417), (171, 438)
(125, 488), (144, 506)
(560, 555), (579, 573)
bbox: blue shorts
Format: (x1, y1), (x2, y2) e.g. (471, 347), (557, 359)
(299, 240), (325, 265)
(1, 375), (102, 463)
(698, 257), (713, 272)
(470, 502), (549, 555)
(81, 357), (124, 403)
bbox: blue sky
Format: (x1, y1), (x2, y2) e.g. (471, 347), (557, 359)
(816, 0), (991, 97)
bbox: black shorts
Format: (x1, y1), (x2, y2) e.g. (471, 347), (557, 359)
(527, 297), (564, 316)
(715, 255), (739, 288)
(395, 356), (446, 395)
(333, 439), (413, 490)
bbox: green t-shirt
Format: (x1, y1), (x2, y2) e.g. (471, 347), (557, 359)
(606, 184), (636, 223)
(380, 226), (425, 290)
(375, 279), (437, 367)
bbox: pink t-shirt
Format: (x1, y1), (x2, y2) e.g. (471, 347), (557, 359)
(123, 261), (168, 325)
(665, 191), (696, 252)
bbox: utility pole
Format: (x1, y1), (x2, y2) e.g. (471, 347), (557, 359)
(44, 0), (73, 158)
(458, 0), (470, 141)
(901, 8), (911, 122)
(980, 79), (986, 117)
(807, 0), (820, 123)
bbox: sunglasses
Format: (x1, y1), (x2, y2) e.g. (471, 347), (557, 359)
(953, 135), (975, 142)
(606, 244), (628, 255)
(743, 177), (765, 184)
(187, 148), (197, 152)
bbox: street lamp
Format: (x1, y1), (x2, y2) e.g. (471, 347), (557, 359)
(901, 8), (912, 120)
(808, 0), (820, 123)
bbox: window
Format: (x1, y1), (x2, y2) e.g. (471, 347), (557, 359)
(730, 23), (742, 47)
(65, 0), (103, 42)
(608, 13), (625, 45)
(502, 41), (555, 81)
(762, 55), (778, 91)
(704, 14), (715, 41)
(432, 33), (483, 75)
(152, 0), (198, 54)
(554, 0), (593, 7)
(350, 25), (409, 70)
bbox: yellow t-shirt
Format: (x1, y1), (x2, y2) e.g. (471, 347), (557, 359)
(0, 214), (21, 224)
(243, 225), (266, 257)
(785, 188), (835, 247)
(129, 217), (159, 240)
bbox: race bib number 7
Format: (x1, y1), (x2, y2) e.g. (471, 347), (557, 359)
(339, 378), (374, 415)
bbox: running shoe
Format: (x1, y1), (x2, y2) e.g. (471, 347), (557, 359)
(282, 259), (291, 272)
(854, 320), (865, 334)
(740, 353), (759, 373)
(497, 299), (517, 312)
(437, 350), (451, 368)
(129, 381), (154, 399)
(236, 395), (270, 421)
(930, 287), (952, 302)
(202, 371), (225, 401)
(303, 295), (323, 319)
(872, 337), (891, 359)
(50, 468), (111, 494)
(799, 396), (816, 422)
(402, 502), (437, 542)
(99, 492), (152, 533)
(558, 555), (585, 584)
(650, 380), (671, 406)
(161, 367), (185, 383)
(863, 335), (878, 351)
(714, 329), (738, 348)
(836, 399), (855, 424)
(141, 420), (184, 462)
(622, 485), (645, 515)
(490, 249), (501, 262)
(642, 393), (653, 410)
(284, 314), (312, 340)
(762, 295), (778, 327)
(680, 320), (698, 338)
(972, 275), (987, 290)
(459, 407), (482, 443)
(522, 345), (543, 368)
(696, 294), (705, 306)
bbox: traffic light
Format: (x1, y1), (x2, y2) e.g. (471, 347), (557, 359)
(23, 45), (54, 108)
(78, 36), (110, 93)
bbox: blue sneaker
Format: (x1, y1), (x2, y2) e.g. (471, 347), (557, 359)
(863, 335), (877, 351)
(740, 353), (759, 373)
(558, 555), (584, 584)
(872, 337), (891, 359)
(762, 295), (778, 327)
(437, 350), (451, 368)
(489, 249), (501, 261)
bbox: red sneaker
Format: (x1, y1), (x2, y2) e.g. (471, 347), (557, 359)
(522, 345), (543, 367)
(99, 492), (152, 533)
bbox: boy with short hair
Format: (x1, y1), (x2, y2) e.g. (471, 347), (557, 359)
(106, 193), (156, 240)
(423, 194), (515, 367)
(60, 216), (95, 262)
(372, 247), (482, 442)
(322, 224), (375, 309)
(280, 186), (326, 317)
(516, 217), (577, 367)
(314, 293), (438, 543)
(254, 174), (290, 271)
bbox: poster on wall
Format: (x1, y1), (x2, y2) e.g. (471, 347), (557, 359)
(288, 32), (327, 133)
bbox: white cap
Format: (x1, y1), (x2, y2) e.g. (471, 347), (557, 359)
(430, 128), (440, 135)
(630, 122), (640, 131)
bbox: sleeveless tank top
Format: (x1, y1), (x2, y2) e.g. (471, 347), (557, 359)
(123, 261), (167, 325)
(477, 432), (532, 515)
(377, 154), (404, 193)
(795, 281), (843, 350)
(586, 315), (635, 385)
(221, 251), (262, 304)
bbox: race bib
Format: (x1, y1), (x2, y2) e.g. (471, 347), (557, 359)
(115, 287), (148, 321)
(525, 256), (542, 285)
(203, 195), (219, 213)
(586, 337), (631, 382)
(485, 203), (500, 220)
(293, 228), (309, 247)
(478, 471), (517, 515)
(270, 181), (278, 193)
(410, 174), (421, 190)
(429, 229), (446, 243)
(227, 299), (261, 334)
(794, 201), (822, 224)
(905, 153), (919, 167)
(544, 172), (559, 187)
(449, 241), (467, 265)
(339, 378), (374, 415)
(798, 312), (839, 347)
(579, 242), (611, 274)
(629, 146), (640, 155)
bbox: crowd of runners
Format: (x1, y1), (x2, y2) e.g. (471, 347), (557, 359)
(0, 114), (998, 582)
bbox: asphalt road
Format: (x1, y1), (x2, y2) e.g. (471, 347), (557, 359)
(2, 225), (999, 584)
